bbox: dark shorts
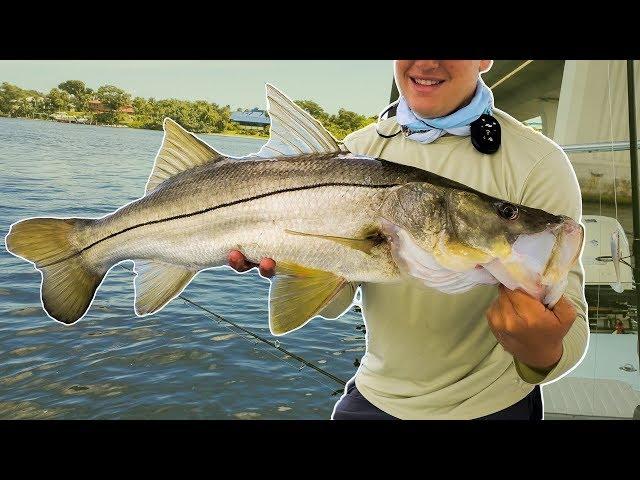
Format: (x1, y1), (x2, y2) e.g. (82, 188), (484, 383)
(332, 378), (543, 420)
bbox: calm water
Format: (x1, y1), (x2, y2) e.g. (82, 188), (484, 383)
(0, 117), (366, 419)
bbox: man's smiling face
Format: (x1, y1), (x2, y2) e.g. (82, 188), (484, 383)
(394, 60), (493, 118)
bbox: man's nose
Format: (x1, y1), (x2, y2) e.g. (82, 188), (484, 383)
(414, 60), (440, 70)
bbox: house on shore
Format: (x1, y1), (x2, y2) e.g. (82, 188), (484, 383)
(230, 107), (270, 129)
(87, 99), (135, 114)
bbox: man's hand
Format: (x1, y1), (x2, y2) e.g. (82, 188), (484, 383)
(486, 285), (577, 371)
(228, 250), (276, 278)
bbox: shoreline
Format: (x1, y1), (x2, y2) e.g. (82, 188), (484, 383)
(0, 115), (269, 140)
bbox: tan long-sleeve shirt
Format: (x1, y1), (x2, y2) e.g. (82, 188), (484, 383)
(341, 108), (589, 420)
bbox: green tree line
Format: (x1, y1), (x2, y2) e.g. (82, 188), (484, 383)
(294, 100), (377, 140)
(0, 80), (377, 139)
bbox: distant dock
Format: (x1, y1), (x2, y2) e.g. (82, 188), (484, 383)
(49, 112), (89, 124)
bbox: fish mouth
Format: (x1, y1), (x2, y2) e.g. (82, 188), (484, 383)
(382, 216), (583, 306)
(483, 217), (584, 306)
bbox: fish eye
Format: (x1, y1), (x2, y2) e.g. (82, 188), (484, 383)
(496, 202), (519, 220)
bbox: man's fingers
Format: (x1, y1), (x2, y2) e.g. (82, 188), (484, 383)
(551, 295), (577, 326)
(487, 305), (515, 352)
(227, 250), (247, 271)
(486, 306), (503, 340)
(228, 250), (257, 272)
(228, 251), (275, 276)
(486, 301), (501, 329)
(496, 286), (526, 332)
(259, 258), (276, 278)
(487, 300), (508, 337)
(501, 285), (545, 323)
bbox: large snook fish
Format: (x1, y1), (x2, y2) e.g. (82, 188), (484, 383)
(5, 85), (584, 335)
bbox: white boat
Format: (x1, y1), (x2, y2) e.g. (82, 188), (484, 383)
(543, 215), (639, 419)
(543, 333), (640, 419)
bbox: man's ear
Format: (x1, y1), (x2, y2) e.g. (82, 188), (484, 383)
(480, 60), (493, 74)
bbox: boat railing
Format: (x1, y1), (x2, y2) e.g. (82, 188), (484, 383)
(561, 141), (640, 154)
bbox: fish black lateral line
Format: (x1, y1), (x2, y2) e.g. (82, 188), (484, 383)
(5, 84), (584, 335)
(38, 181), (401, 269)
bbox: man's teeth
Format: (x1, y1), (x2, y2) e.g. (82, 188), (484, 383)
(414, 78), (443, 86)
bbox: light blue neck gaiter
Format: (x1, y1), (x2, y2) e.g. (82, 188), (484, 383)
(396, 78), (494, 144)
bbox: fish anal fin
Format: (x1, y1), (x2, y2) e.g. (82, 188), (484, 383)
(268, 261), (349, 335)
(134, 260), (196, 315)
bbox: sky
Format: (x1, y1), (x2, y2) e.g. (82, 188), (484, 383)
(0, 60), (396, 116)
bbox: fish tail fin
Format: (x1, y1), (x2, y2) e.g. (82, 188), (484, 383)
(5, 217), (106, 324)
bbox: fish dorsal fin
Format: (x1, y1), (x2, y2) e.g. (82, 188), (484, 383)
(133, 259), (196, 315)
(145, 118), (225, 193)
(256, 84), (342, 158)
(268, 261), (352, 336)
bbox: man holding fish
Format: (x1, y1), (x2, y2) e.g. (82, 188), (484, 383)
(229, 60), (588, 420)
(6, 60), (587, 421)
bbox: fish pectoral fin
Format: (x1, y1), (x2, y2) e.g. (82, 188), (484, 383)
(133, 260), (196, 315)
(268, 261), (351, 335)
(145, 118), (225, 193)
(284, 228), (384, 254)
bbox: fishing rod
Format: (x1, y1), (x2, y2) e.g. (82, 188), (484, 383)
(626, 60), (640, 368)
(595, 255), (634, 269)
(116, 264), (349, 391)
(179, 296), (348, 387)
